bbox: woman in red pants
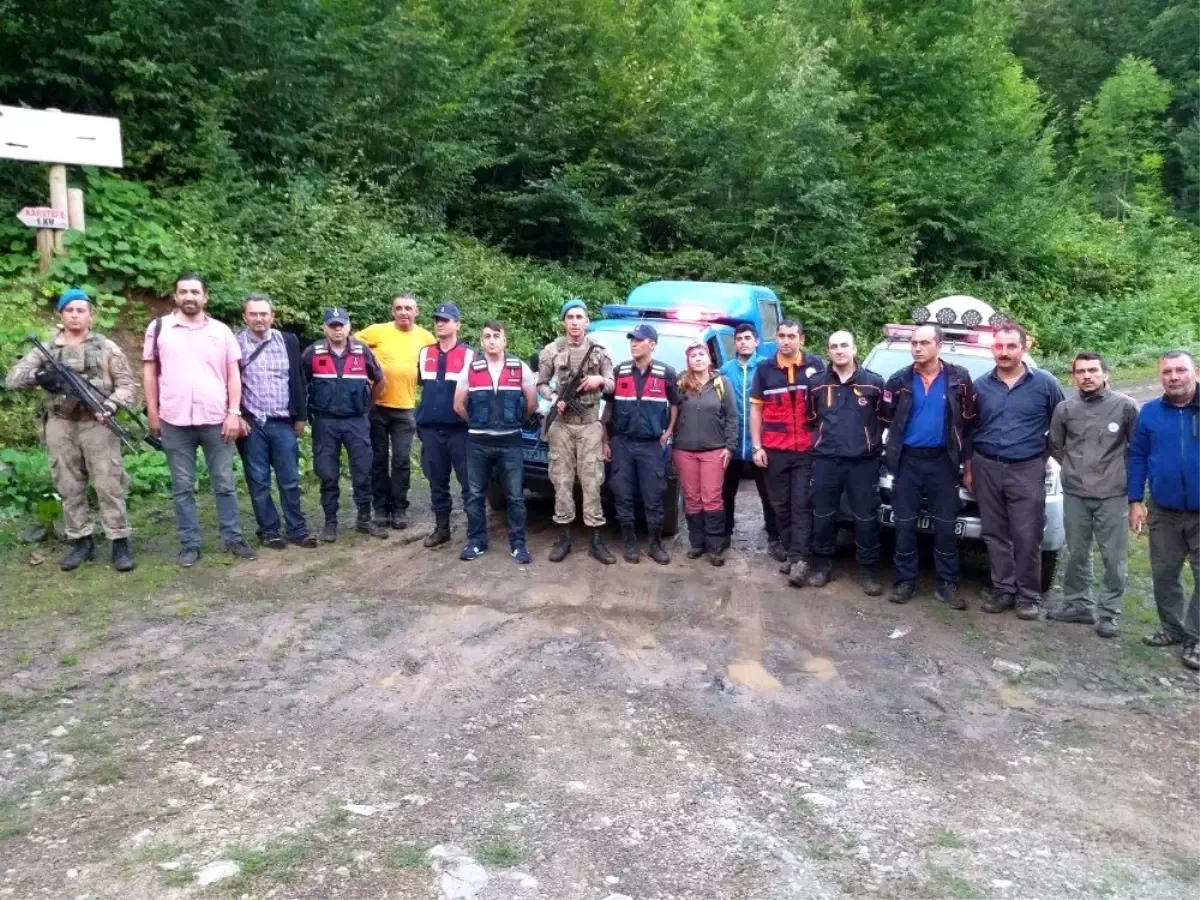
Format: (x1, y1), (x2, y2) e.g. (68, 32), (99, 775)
(672, 343), (738, 565)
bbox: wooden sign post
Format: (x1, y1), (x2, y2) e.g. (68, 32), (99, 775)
(0, 105), (123, 273)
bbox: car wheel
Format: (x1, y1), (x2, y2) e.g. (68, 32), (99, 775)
(487, 481), (506, 511)
(1041, 549), (1059, 595)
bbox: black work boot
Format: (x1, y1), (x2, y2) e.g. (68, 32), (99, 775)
(321, 520), (338, 543)
(620, 523), (641, 563)
(589, 528), (616, 565)
(935, 580), (966, 610)
(548, 526), (572, 562)
(858, 565), (883, 597)
(685, 514), (705, 559)
(60, 535), (94, 571)
(647, 528), (670, 566)
(423, 514), (451, 548)
(889, 581), (915, 604)
(110, 537), (136, 573)
(356, 506), (390, 539)
(807, 558), (832, 588)
(705, 512), (726, 566)
(767, 538), (787, 563)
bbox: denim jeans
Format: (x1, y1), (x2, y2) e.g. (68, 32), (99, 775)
(465, 437), (526, 550)
(237, 418), (309, 541)
(160, 422), (243, 550)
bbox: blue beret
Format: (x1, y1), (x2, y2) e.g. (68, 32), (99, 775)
(560, 297), (587, 319)
(57, 288), (91, 312)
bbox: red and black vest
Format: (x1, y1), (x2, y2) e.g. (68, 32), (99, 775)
(308, 339), (371, 418)
(754, 355), (818, 452)
(611, 360), (672, 441)
(416, 342), (472, 428)
(466, 355), (526, 431)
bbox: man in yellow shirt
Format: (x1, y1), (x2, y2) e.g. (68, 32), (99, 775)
(356, 293), (435, 529)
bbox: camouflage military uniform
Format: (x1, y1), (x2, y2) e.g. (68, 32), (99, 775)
(5, 332), (136, 540)
(537, 336), (615, 526)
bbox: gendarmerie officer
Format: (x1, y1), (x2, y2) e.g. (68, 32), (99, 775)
(808, 330), (886, 595)
(605, 323), (679, 565)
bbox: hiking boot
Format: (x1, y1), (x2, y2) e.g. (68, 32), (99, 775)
(261, 536), (288, 551)
(60, 536), (94, 571)
(110, 537), (136, 573)
(177, 546), (201, 568)
(935, 581), (966, 610)
(647, 528), (670, 566)
(1181, 642), (1200, 671)
(1095, 618), (1119, 639)
(422, 516), (450, 547)
(357, 519), (390, 539)
(704, 512), (725, 566)
(389, 511), (408, 530)
(290, 535), (319, 549)
(548, 526), (571, 562)
(321, 521), (338, 543)
(225, 538), (259, 560)
(1047, 601), (1094, 624)
(981, 591), (1017, 614)
(620, 523), (641, 564)
(858, 566), (883, 597)
(1015, 599), (1042, 621)
(787, 559), (810, 588)
(685, 513), (705, 559)
(589, 528), (615, 565)
(767, 538), (787, 563)
(889, 581), (915, 605)
(807, 560), (832, 589)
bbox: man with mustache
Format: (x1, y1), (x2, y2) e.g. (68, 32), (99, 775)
(965, 323), (1065, 621)
(1047, 352), (1137, 637)
(144, 273), (257, 566)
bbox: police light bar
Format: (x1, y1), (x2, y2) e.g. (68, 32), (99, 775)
(884, 324), (915, 340)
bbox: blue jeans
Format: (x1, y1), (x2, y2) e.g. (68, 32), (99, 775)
(465, 437), (526, 550)
(160, 422), (243, 550)
(237, 418), (309, 541)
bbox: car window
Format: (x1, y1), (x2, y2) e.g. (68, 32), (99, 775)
(717, 332), (735, 366)
(586, 329), (693, 373)
(863, 346), (997, 382)
(758, 300), (780, 337)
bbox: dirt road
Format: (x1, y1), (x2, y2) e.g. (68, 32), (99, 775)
(1, 491), (1197, 899)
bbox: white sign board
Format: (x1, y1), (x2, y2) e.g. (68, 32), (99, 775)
(17, 206), (68, 229)
(0, 106), (124, 167)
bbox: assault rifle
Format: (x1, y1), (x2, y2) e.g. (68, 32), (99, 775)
(26, 335), (164, 452)
(540, 342), (598, 441)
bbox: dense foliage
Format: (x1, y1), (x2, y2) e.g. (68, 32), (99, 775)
(0, 0), (1197, 448)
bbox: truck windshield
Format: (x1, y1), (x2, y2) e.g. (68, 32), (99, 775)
(586, 329), (696, 373)
(863, 347), (997, 382)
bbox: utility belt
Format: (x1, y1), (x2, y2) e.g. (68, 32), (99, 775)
(902, 445), (947, 460)
(974, 449), (1043, 464)
(557, 408), (599, 426)
(49, 404), (98, 423)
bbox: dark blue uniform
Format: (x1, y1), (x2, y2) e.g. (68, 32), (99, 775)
(608, 360), (679, 531)
(808, 365), (886, 570)
(302, 339), (383, 526)
(416, 342), (472, 525)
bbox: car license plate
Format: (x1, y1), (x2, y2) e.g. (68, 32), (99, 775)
(523, 444), (549, 465)
(878, 507), (965, 536)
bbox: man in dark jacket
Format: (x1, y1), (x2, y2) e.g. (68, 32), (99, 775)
(808, 331), (886, 595)
(301, 308), (389, 542)
(1047, 352), (1138, 637)
(1128, 350), (1200, 671)
(234, 294), (317, 550)
(881, 324), (975, 609)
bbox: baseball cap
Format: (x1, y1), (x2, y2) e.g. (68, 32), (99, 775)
(627, 323), (658, 342)
(323, 307), (350, 325)
(433, 303), (461, 321)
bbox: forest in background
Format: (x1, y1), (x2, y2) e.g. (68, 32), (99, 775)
(0, 0), (1197, 435)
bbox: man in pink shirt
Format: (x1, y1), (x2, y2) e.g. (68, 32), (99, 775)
(143, 273), (257, 566)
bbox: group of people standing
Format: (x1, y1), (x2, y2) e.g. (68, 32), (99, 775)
(6, 279), (1198, 670)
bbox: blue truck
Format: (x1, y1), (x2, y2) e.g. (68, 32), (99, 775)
(491, 281), (783, 536)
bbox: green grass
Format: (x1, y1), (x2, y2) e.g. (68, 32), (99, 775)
(131, 841), (183, 864)
(806, 841), (837, 861)
(161, 867), (194, 887)
(847, 728), (880, 749)
(788, 794), (816, 821)
(926, 826), (967, 850)
(381, 844), (429, 869)
(475, 834), (521, 868)
(0, 796), (28, 839)
(79, 757), (128, 786)
(324, 799), (349, 827)
(58, 653), (78, 666)
(226, 835), (318, 886)
(926, 866), (985, 899)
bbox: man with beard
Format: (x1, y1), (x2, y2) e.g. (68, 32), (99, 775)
(965, 323), (1065, 621)
(5, 288), (137, 571)
(1047, 352), (1137, 637)
(1128, 350), (1200, 671)
(144, 273), (257, 566)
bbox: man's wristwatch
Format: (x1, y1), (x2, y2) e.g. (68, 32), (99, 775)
(753, 445), (763, 453)
(227, 409), (242, 417)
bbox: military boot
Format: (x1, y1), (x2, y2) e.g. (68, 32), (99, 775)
(110, 537), (136, 573)
(356, 506), (389, 539)
(60, 535), (94, 571)
(548, 526), (572, 562)
(620, 523), (641, 563)
(647, 528), (670, 566)
(589, 528), (616, 565)
(685, 514), (705, 559)
(423, 514), (451, 547)
(858, 565), (883, 597)
(705, 512), (726, 567)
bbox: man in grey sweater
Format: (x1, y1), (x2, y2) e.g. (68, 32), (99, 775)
(1047, 352), (1138, 637)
